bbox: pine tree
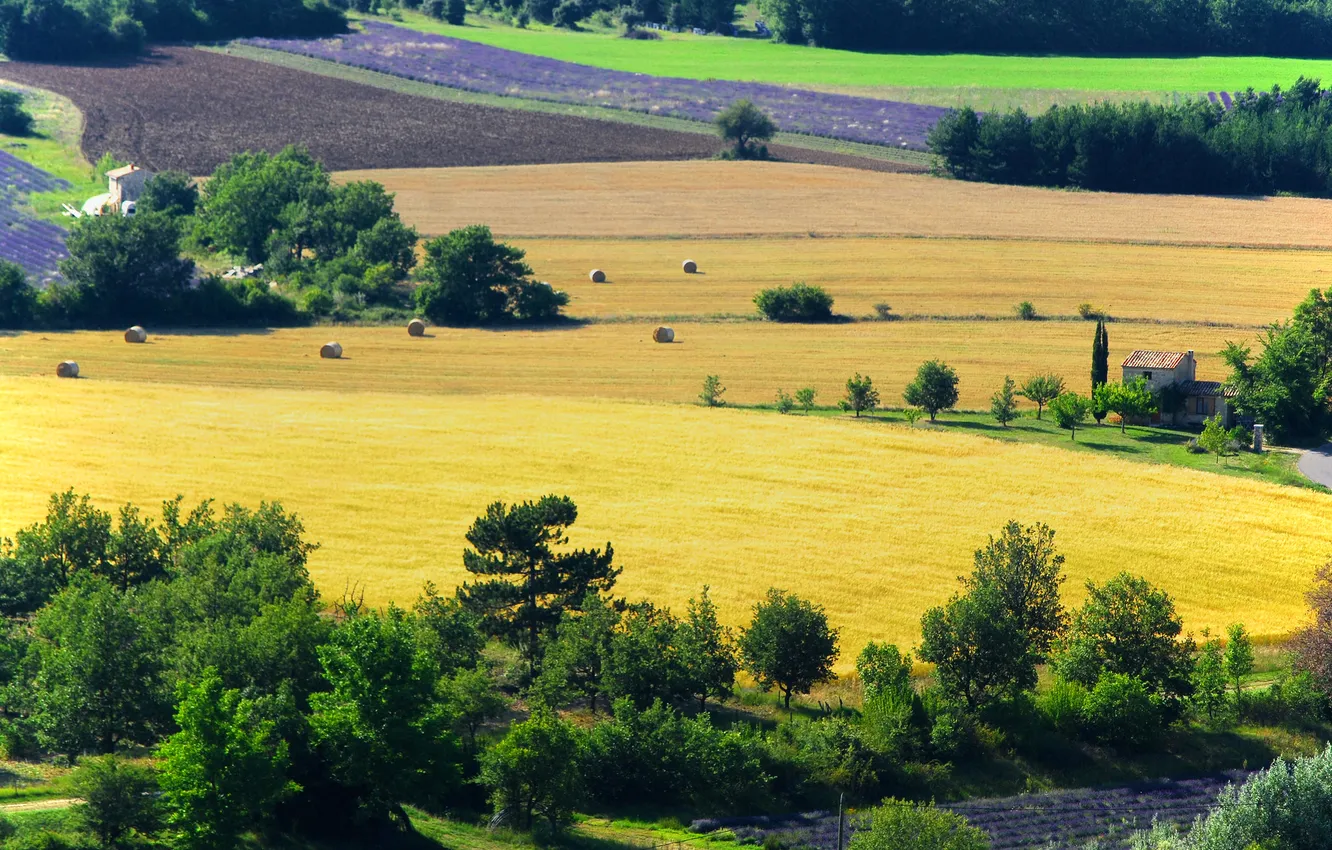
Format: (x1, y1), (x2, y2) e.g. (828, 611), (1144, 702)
(1091, 320), (1109, 390)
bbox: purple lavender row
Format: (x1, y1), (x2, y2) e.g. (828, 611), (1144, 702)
(0, 149), (69, 280)
(240, 21), (950, 149)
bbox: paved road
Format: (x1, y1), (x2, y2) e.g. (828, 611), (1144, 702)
(1297, 444), (1332, 488)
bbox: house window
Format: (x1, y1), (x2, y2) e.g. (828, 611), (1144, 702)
(1196, 397), (1206, 414)
(1143, 371), (1153, 381)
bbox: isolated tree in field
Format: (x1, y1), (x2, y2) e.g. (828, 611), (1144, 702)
(457, 495), (619, 677)
(32, 577), (162, 756)
(159, 668), (295, 850)
(1107, 377), (1156, 432)
(716, 99), (777, 159)
(1091, 320), (1109, 390)
(990, 375), (1019, 427)
(1192, 629), (1228, 724)
(903, 360), (959, 421)
(775, 388), (794, 413)
(72, 755), (160, 849)
(700, 374), (726, 407)
(309, 608), (459, 821)
(677, 586), (740, 709)
(739, 588), (839, 710)
(414, 225), (567, 325)
(1224, 623), (1254, 705)
(1018, 373), (1064, 420)
(796, 386), (817, 413)
(1056, 572), (1196, 715)
(1049, 391), (1092, 440)
(966, 521), (1068, 661)
(480, 710), (585, 830)
(840, 372), (879, 417)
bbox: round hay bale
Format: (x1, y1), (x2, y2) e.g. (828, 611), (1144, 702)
(682, 259), (697, 274)
(124, 325), (146, 343)
(589, 269), (606, 283)
(652, 326), (675, 344)
(320, 342), (343, 359)
(407, 319), (427, 337)
(56, 361), (79, 378)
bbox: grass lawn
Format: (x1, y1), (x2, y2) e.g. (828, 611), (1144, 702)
(365, 11), (1332, 99)
(790, 406), (1320, 491)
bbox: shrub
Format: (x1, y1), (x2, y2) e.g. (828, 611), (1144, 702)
(1015, 300), (1038, 320)
(754, 282), (834, 322)
(1038, 678), (1087, 736)
(775, 389), (794, 413)
(873, 302), (895, 320)
(1077, 302), (1104, 320)
(299, 287), (333, 316)
(700, 375), (726, 407)
(716, 100), (777, 159)
(0, 90), (34, 136)
(553, 0), (581, 26)
(850, 800), (989, 850)
(768, 717), (883, 800)
(446, 0), (467, 22)
(1081, 672), (1160, 747)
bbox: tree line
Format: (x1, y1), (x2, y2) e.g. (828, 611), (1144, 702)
(3, 488), (1332, 848)
(0, 146), (567, 331)
(0, 0), (344, 61)
(929, 79), (1332, 198)
(755, 0), (1332, 56)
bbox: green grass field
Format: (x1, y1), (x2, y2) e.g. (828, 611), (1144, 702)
(371, 11), (1332, 99)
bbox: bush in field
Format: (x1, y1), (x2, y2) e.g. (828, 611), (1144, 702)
(716, 99), (777, 159)
(414, 225), (566, 326)
(754, 282), (835, 321)
(850, 800), (989, 850)
(1014, 300), (1037, 320)
(700, 375), (726, 407)
(1082, 672), (1161, 747)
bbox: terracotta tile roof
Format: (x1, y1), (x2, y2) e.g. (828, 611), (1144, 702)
(1178, 380), (1237, 398)
(1122, 350), (1187, 370)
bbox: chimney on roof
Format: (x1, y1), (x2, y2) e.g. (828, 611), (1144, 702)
(1187, 350), (1196, 380)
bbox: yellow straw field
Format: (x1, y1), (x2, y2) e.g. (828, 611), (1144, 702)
(522, 237), (1324, 325)
(0, 325), (1246, 408)
(1, 378), (1326, 662)
(340, 161), (1332, 247)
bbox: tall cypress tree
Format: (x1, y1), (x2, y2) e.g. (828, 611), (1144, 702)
(1091, 320), (1109, 389)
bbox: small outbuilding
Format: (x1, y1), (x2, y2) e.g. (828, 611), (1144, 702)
(106, 164), (152, 207)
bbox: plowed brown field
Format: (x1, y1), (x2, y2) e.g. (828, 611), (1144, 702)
(0, 48), (721, 174)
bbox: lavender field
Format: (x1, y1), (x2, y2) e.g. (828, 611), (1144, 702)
(0, 148), (68, 281)
(241, 22), (949, 149)
(693, 772), (1248, 850)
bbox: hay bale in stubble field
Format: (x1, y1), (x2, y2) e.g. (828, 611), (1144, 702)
(590, 269), (606, 283)
(653, 326), (675, 343)
(320, 342), (343, 359)
(682, 259), (697, 274)
(407, 319), (426, 337)
(56, 361), (79, 378)
(124, 326), (147, 343)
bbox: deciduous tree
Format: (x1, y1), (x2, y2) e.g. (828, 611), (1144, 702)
(840, 372), (879, 417)
(677, 586), (739, 710)
(1225, 623), (1255, 706)
(71, 755), (160, 849)
(1049, 391), (1092, 440)
(414, 225), (566, 325)
(739, 588), (839, 710)
(990, 375), (1019, 426)
(904, 360), (959, 421)
(1018, 373), (1064, 420)
(480, 710), (585, 830)
(715, 99), (777, 159)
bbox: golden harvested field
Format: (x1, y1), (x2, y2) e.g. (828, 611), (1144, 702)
(524, 237), (1325, 324)
(0, 325), (1244, 408)
(1, 378), (1327, 660)
(340, 161), (1332, 247)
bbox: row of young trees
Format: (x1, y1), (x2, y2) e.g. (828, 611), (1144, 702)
(755, 0), (1332, 57)
(930, 79), (1332, 198)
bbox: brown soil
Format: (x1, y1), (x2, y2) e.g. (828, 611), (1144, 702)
(0, 47), (727, 174)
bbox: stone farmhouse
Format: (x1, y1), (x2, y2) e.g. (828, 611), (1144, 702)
(1121, 349), (1235, 427)
(106, 163), (150, 207)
